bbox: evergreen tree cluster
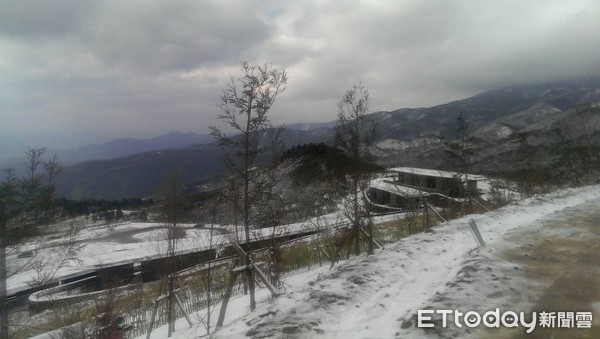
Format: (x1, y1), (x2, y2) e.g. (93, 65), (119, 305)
(281, 143), (379, 186)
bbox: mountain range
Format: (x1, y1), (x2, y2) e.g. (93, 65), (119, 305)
(371, 79), (600, 171)
(51, 78), (600, 200)
(0, 131), (215, 169)
(50, 131), (215, 164)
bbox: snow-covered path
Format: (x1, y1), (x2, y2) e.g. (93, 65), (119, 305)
(213, 185), (600, 338)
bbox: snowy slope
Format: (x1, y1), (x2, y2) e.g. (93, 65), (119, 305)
(208, 185), (600, 338)
(32, 185), (599, 338)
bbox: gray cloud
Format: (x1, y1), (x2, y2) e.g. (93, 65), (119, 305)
(85, 1), (272, 73)
(0, 0), (97, 38)
(1, 0), (599, 158)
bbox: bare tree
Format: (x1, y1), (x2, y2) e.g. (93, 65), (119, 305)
(202, 214), (219, 335)
(306, 206), (345, 268)
(27, 223), (85, 288)
(452, 112), (475, 214)
(210, 62), (287, 311)
(143, 173), (195, 339)
(190, 198), (226, 336)
(1, 147), (62, 339)
(0, 194), (7, 339)
(163, 173), (184, 337)
(333, 83), (377, 256)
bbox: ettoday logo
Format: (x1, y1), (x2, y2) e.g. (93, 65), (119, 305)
(417, 309), (593, 334)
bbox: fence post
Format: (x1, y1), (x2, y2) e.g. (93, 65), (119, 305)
(468, 219), (485, 247)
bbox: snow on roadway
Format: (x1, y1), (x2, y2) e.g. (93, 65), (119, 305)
(6, 216), (324, 293)
(6, 223), (222, 293)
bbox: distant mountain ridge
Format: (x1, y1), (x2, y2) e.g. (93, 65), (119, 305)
(49, 131), (215, 164)
(54, 143), (227, 200)
(53, 129), (333, 200)
(287, 121), (337, 131)
(364, 78), (600, 141)
(53, 78), (600, 200)
(373, 79), (600, 174)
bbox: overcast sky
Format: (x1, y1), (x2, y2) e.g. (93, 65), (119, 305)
(2, 0), (599, 157)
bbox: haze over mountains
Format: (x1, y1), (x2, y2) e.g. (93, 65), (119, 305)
(0, 131), (215, 165)
(40, 78), (600, 200)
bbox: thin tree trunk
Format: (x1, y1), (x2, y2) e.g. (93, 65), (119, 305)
(206, 222), (214, 335)
(216, 261), (240, 328)
(366, 215), (374, 255)
(587, 141), (594, 180)
(168, 225), (175, 337)
(353, 174), (360, 256)
(244, 104), (256, 311)
(0, 200), (8, 339)
(206, 270), (211, 334)
(168, 277), (175, 336)
(166, 175), (178, 337)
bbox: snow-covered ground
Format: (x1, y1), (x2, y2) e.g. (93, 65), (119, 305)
(7, 216), (328, 293)
(7, 167), (502, 295)
(7, 222), (189, 292)
(139, 184), (600, 338)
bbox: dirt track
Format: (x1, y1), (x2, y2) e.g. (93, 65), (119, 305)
(487, 197), (600, 338)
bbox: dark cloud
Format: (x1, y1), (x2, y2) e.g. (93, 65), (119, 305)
(1, 0), (599, 158)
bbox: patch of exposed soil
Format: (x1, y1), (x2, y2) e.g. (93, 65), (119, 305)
(482, 200), (600, 338)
